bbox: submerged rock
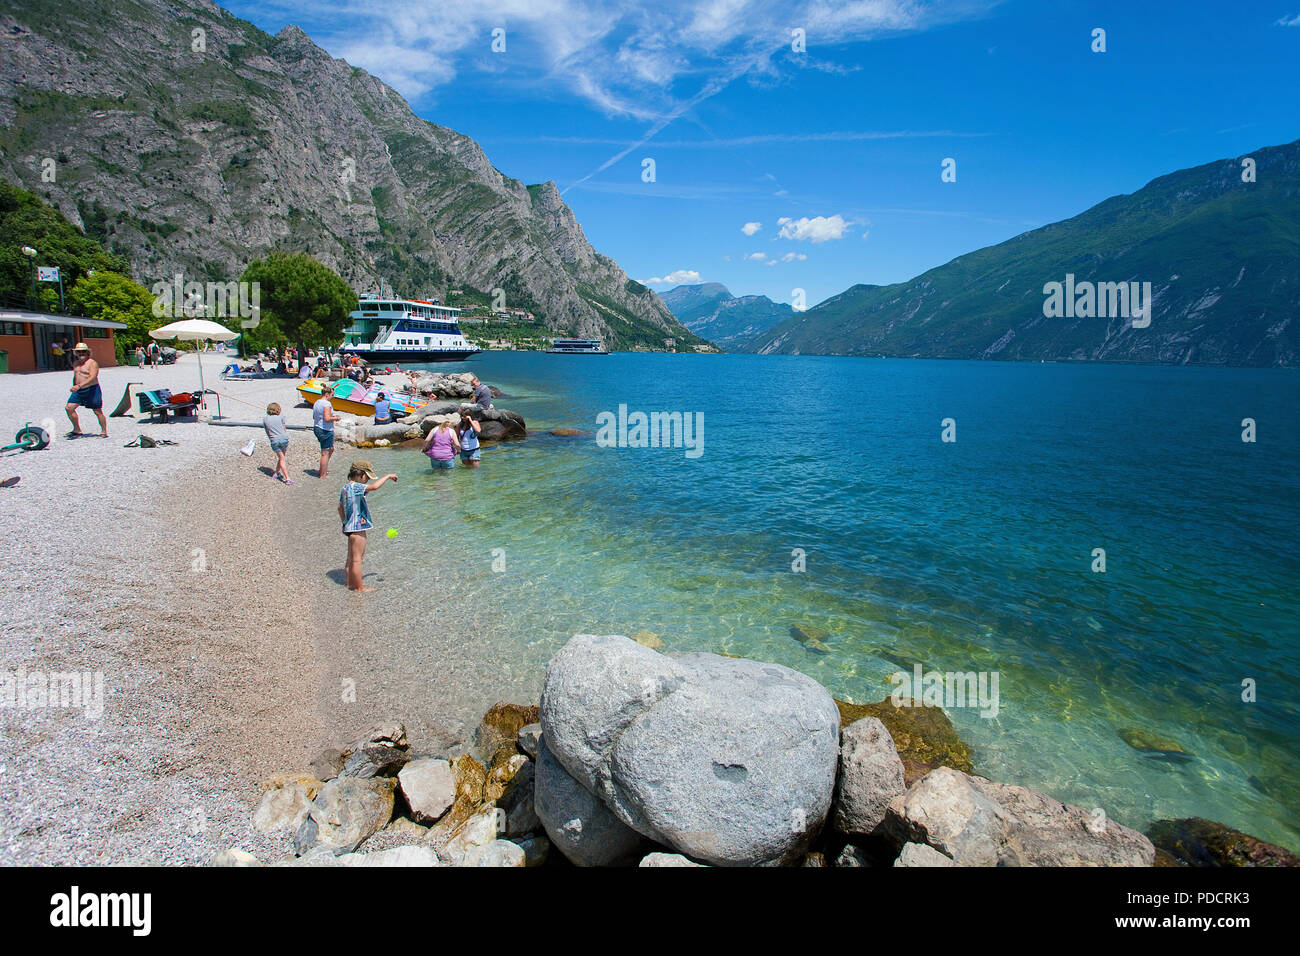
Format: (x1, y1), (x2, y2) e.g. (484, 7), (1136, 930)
(835, 696), (974, 784)
(789, 623), (831, 654)
(308, 748), (347, 782)
(541, 634), (841, 866)
(1119, 727), (1194, 761)
(1148, 817), (1299, 867)
(630, 629), (664, 650)
(475, 701), (540, 769)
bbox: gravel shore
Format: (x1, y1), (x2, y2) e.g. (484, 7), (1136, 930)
(0, 355), (435, 865)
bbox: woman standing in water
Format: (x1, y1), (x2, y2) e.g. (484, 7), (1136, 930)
(421, 418), (460, 470)
(457, 412), (482, 468)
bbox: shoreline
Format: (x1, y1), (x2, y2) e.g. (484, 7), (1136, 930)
(2, 358), (1295, 864)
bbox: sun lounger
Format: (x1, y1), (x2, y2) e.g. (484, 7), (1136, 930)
(137, 389), (198, 423)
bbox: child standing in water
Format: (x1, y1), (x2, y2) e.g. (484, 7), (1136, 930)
(338, 460), (398, 592)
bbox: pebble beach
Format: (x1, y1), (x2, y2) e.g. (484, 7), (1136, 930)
(0, 354), (470, 864)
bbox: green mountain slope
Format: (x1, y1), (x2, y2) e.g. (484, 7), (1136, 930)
(0, 0), (704, 352)
(744, 139), (1300, 366)
(661, 282), (793, 349)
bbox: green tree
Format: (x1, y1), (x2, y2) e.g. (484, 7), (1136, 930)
(69, 271), (157, 349)
(239, 252), (355, 360)
(0, 183), (128, 309)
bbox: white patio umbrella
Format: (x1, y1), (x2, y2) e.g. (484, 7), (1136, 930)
(149, 319), (239, 416)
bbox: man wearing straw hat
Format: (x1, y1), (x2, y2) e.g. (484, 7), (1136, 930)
(64, 343), (107, 439)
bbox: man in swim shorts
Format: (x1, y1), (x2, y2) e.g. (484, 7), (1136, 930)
(65, 343), (107, 438)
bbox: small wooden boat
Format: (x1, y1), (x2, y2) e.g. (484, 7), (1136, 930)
(296, 378), (430, 418)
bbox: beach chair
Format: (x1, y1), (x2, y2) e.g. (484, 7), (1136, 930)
(137, 389), (198, 423)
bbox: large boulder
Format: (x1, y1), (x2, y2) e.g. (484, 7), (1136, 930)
(410, 403), (526, 443)
(534, 737), (647, 867)
(294, 777), (396, 855)
(832, 717), (906, 837)
(884, 766), (1156, 866)
(540, 634), (841, 866)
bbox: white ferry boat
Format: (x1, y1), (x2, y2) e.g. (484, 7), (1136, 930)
(339, 294), (481, 362)
(546, 338), (609, 354)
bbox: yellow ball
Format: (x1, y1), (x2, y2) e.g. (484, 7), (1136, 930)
(386, 528), (399, 539)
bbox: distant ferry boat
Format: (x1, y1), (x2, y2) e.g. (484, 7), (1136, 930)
(547, 338), (609, 354)
(340, 294), (480, 362)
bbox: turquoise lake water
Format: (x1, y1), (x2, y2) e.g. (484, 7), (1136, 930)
(347, 352), (1300, 848)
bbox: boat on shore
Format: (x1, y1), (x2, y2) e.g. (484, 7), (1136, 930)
(547, 338), (609, 354)
(296, 377), (429, 418)
(340, 294), (481, 362)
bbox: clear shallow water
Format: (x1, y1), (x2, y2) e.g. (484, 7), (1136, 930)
(350, 353), (1300, 848)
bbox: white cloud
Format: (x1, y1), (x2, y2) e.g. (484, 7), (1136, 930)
(780, 252), (807, 262)
(744, 252), (767, 261)
(741, 221), (762, 236)
(276, 1), (988, 120)
(1276, 14), (1300, 26)
(643, 269), (703, 285)
(777, 214), (852, 243)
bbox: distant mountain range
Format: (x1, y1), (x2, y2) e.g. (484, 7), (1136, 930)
(660, 282), (793, 348)
(0, 0), (703, 351)
(744, 139), (1300, 366)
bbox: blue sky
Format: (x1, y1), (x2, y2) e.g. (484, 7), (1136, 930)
(222, 0), (1300, 309)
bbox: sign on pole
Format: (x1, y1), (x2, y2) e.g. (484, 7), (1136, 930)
(36, 266), (60, 282)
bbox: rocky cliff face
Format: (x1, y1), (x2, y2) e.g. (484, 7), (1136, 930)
(0, 0), (701, 350)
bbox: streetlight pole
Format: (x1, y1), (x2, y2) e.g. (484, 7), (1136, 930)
(21, 246), (36, 306)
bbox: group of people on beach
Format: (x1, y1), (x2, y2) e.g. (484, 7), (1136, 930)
(255, 371), (495, 590)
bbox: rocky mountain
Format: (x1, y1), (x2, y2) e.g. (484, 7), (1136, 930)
(744, 139), (1300, 366)
(0, 0), (704, 351)
(660, 282), (793, 349)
